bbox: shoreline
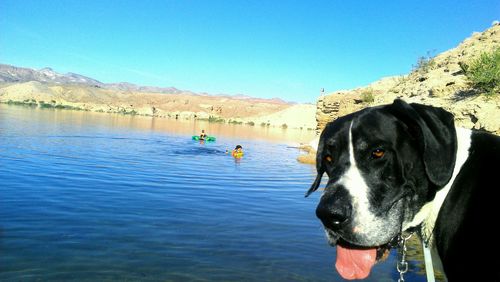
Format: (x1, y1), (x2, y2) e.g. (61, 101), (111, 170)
(0, 99), (317, 131)
(0, 103), (318, 146)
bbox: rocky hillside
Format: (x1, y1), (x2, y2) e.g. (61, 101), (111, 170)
(0, 65), (317, 130)
(316, 22), (500, 135)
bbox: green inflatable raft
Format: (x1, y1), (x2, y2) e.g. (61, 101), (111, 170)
(192, 136), (216, 141)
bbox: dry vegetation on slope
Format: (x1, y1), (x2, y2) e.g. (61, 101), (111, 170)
(316, 22), (500, 135)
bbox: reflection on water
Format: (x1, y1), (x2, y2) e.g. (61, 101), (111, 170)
(0, 104), (315, 145)
(0, 105), (437, 281)
(405, 236), (446, 281)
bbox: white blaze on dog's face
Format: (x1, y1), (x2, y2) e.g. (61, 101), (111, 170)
(334, 122), (404, 246)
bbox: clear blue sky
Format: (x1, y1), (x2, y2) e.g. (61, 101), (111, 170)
(1, 1), (498, 103)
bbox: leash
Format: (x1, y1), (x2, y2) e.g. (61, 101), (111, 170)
(395, 231), (436, 282)
(422, 240), (436, 282)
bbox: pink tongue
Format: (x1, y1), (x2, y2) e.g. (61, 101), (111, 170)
(335, 245), (377, 280)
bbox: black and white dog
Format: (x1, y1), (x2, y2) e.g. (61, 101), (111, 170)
(306, 99), (500, 281)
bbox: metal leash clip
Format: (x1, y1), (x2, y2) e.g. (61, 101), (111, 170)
(397, 232), (413, 282)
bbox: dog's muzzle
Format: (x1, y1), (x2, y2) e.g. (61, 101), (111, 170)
(315, 189), (352, 233)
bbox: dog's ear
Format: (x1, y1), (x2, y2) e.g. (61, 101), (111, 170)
(305, 170), (324, 197)
(305, 138), (326, 197)
(388, 99), (457, 186)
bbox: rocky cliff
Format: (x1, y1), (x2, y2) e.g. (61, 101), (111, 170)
(316, 22), (500, 135)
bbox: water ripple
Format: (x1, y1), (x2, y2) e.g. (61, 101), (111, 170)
(0, 105), (430, 282)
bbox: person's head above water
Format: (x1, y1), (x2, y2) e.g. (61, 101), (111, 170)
(235, 145), (242, 150)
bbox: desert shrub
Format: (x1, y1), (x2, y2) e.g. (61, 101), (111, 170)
(61, 105), (80, 110)
(246, 121), (255, 126)
(361, 88), (375, 103)
(208, 116), (224, 123)
(39, 101), (55, 108)
(281, 123), (288, 129)
(6, 100), (24, 105)
(461, 47), (500, 96)
(119, 108), (137, 115)
(412, 51), (436, 74)
(6, 99), (37, 106)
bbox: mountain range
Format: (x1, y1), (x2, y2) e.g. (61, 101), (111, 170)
(0, 64), (290, 103)
(1, 64), (196, 95)
(0, 64), (316, 130)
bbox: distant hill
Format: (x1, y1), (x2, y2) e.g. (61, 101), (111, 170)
(0, 65), (103, 86)
(0, 64), (317, 130)
(0, 64), (191, 94)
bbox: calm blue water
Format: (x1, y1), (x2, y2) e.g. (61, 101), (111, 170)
(0, 105), (430, 281)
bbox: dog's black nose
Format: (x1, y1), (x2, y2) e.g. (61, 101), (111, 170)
(316, 193), (352, 230)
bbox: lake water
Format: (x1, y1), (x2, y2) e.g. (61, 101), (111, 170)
(0, 104), (433, 281)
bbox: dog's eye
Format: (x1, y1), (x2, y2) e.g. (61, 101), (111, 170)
(371, 149), (385, 159)
(324, 155), (333, 163)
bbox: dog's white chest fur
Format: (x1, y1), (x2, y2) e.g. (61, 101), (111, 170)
(403, 127), (472, 244)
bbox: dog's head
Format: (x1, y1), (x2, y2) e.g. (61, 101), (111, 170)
(306, 99), (457, 279)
